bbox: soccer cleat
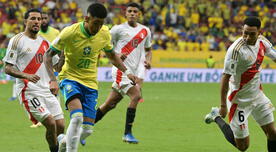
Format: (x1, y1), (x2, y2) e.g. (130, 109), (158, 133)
(204, 107), (220, 124)
(80, 139), (86, 146)
(138, 98), (144, 103)
(30, 122), (42, 128)
(122, 133), (139, 144)
(57, 134), (66, 152)
(8, 97), (17, 101)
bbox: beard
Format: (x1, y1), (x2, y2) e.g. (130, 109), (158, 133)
(30, 29), (39, 34)
(41, 23), (49, 32)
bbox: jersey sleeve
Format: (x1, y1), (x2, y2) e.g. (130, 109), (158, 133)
(261, 37), (276, 60)
(110, 25), (119, 47)
(145, 28), (152, 48)
(50, 26), (71, 53)
(3, 37), (19, 65)
(223, 45), (239, 75)
(103, 28), (114, 53)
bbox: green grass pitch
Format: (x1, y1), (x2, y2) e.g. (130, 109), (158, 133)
(0, 81), (274, 152)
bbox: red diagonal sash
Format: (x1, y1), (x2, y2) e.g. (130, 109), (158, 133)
(23, 40), (49, 74)
(121, 28), (148, 55)
(116, 28), (148, 85)
(21, 40), (49, 124)
(228, 41), (266, 101)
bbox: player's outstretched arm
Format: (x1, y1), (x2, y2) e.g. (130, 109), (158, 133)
(4, 63), (40, 83)
(105, 51), (138, 84)
(45, 48), (59, 95)
(220, 73), (231, 118)
(144, 47), (152, 69)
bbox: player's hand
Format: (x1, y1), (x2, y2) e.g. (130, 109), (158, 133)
(49, 80), (59, 95)
(127, 74), (138, 85)
(144, 60), (151, 69)
(25, 74), (40, 83)
(119, 53), (127, 61)
(219, 106), (228, 118)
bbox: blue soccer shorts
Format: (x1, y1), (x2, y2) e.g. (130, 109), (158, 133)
(59, 79), (98, 119)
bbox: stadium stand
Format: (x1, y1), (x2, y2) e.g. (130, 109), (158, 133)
(1, 0), (276, 68)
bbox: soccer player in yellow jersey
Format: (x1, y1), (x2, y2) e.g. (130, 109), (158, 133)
(38, 12), (60, 43)
(45, 3), (138, 152)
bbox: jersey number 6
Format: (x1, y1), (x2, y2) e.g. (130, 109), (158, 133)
(238, 111), (245, 122)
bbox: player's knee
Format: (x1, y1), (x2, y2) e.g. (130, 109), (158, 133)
(56, 120), (65, 134)
(43, 115), (56, 130)
(131, 94), (142, 103)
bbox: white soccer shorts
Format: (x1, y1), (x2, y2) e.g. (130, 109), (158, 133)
(228, 92), (275, 139)
(19, 91), (64, 123)
(136, 60), (146, 79)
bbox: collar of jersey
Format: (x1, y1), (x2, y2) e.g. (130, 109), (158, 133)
(81, 22), (92, 38)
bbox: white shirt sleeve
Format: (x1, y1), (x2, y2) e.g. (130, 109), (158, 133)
(110, 25), (119, 47)
(3, 37), (19, 65)
(262, 39), (276, 60)
(145, 28), (152, 48)
(223, 45), (239, 75)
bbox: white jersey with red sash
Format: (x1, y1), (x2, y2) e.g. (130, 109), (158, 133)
(223, 36), (276, 104)
(3, 33), (51, 95)
(110, 22), (151, 86)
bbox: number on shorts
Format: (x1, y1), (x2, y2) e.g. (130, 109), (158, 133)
(30, 97), (41, 108)
(238, 111), (245, 122)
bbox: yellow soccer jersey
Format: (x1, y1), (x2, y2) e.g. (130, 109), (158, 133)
(51, 22), (113, 90)
(38, 26), (60, 43)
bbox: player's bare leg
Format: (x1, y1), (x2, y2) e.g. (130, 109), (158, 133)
(234, 137), (249, 151)
(55, 119), (65, 136)
(41, 115), (58, 152)
(95, 90), (123, 123)
(55, 118), (66, 152)
(261, 122), (276, 152)
(123, 85), (142, 144)
(66, 98), (83, 152)
(137, 78), (144, 103)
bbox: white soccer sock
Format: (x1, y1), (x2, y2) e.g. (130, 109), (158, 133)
(80, 124), (94, 141)
(66, 111), (83, 152)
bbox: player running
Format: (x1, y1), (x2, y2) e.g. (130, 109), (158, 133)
(94, 2), (152, 144)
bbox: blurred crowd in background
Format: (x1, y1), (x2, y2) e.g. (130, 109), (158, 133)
(1, 0), (276, 52)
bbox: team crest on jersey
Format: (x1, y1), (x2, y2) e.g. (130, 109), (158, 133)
(83, 47), (91, 56)
(24, 48), (32, 52)
(65, 84), (73, 93)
